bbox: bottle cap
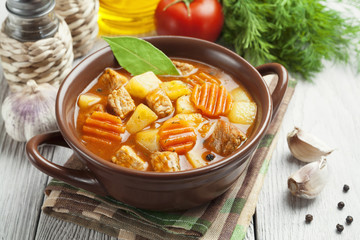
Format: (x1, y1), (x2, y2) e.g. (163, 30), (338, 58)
(6, 0), (56, 18)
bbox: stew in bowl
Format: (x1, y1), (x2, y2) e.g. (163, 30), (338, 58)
(76, 58), (257, 172)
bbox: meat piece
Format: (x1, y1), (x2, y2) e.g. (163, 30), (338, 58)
(108, 86), (135, 119)
(150, 151), (180, 172)
(111, 145), (148, 171)
(99, 68), (128, 91)
(204, 120), (246, 156)
(172, 60), (197, 76)
(146, 88), (174, 118)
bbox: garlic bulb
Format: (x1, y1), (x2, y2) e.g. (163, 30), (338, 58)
(1, 80), (58, 142)
(288, 157), (328, 199)
(287, 127), (334, 162)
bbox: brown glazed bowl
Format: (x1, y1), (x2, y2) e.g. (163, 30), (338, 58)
(26, 36), (288, 211)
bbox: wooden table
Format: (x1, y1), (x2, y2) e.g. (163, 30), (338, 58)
(1, 7), (359, 240)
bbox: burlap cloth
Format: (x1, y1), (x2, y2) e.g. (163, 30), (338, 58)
(42, 78), (296, 239)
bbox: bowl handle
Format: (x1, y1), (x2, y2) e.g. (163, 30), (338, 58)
(26, 131), (107, 196)
(256, 63), (288, 118)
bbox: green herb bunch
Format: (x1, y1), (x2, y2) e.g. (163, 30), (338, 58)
(221, 0), (360, 80)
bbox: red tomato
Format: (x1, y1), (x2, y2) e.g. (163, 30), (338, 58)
(155, 0), (224, 42)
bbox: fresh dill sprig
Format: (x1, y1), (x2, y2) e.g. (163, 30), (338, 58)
(221, 0), (360, 80)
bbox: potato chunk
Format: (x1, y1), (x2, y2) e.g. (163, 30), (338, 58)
(227, 101), (257, 124)
(186, 150), (208, 169)
(160, 80), (191, 101)
(230, 87), (252, 102)
(78, 93), (101, 109)
(136, 129), (160, 152)
(111, 145), (148, 171)
(150, 151), (180, 172)
(126, 104), (158, 134)
(125, 71), (162, 99)
(176, 95), (199, 114)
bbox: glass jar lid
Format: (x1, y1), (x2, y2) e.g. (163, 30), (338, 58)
(6, 0), (56, 18)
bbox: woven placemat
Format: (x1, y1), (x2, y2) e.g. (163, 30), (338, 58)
(55, 0), (99, 58)
(42, 78), (296, 239)
(0, 15), (74, 92)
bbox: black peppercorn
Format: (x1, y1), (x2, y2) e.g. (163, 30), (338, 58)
(206, 153), (215, 161)
(343, 184), (350, 192)
(96, 88), (102, 92)
(346, 216), (353, 224)
(336, 224), (344, 233)
(338, 201), (345, 209)
(305, 214), (313, 223)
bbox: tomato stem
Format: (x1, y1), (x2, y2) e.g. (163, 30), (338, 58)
(163, 0), (194, 17)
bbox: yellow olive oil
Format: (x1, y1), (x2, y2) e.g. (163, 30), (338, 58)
(98, 0), (161, 36)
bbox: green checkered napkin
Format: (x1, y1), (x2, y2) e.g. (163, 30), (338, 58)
(43, 79), (296, 240)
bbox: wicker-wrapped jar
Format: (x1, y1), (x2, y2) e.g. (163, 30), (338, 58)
(55, 0), (98, 58)
(0, 0), (74, 91)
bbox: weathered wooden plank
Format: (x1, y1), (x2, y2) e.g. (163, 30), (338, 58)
(244, 218), (256, 240)
(36, 214), (118, 240)
(34, 146), (118, 240)
(0, 76), (54, 240)
(255, 63), (360, 239)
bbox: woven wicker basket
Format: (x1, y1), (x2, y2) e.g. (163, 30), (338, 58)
(55, 0), (98, 58)
(0, 16), (74, 92)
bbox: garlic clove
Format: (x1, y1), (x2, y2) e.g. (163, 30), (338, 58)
(287, 127), (334, 162)
(288, 156), (328, 199)
(1, 80), (58, 142)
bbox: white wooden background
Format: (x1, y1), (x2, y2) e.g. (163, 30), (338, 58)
(1, 4), (359, 240)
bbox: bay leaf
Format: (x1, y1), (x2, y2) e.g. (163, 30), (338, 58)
(103, 36), (180, 76)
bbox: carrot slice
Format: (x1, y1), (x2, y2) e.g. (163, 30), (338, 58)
(160, 127), (195, 138)
(159, 118), (197, 154)
(90, 111), (122, 124)
(161, 131), (197, 147)
(85, 118), (124, 133)
(81, 111), (125, 145)
(168, 142), (195, 154)
(83, 126), (122, 141)
(191, 82), (233, 117)
(184, 71), (222, 87)
(198, 72), (221, 85)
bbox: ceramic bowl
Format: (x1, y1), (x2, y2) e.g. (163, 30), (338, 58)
(26, 36), (288, 211)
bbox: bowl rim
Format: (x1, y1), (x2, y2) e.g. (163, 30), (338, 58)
(56, 36), (272, 179)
